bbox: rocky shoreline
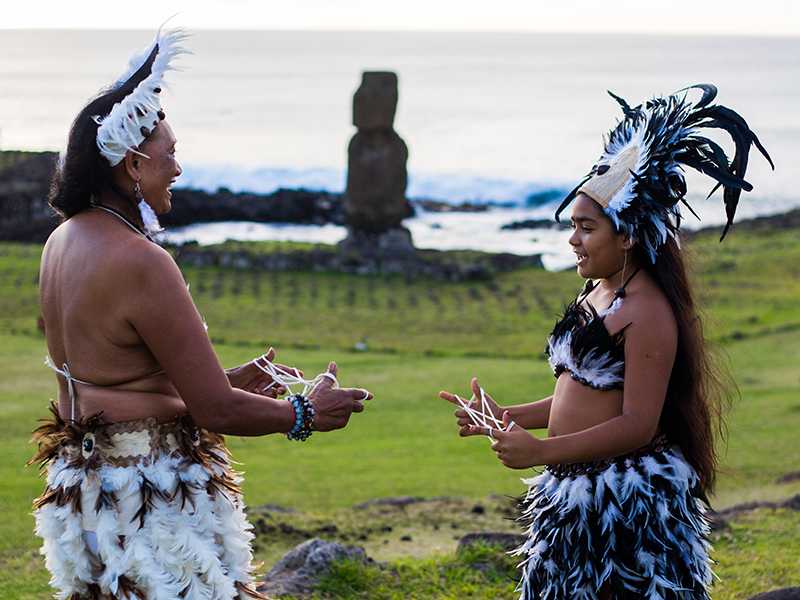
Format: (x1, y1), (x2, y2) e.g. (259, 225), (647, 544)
(2, 148), (798, 251)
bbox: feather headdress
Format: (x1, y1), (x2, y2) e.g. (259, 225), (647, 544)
(555, 85), (773, 262)
(93, 25), (189, 167)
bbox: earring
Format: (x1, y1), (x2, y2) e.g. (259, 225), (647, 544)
(134, 181), (144, 202)
(134, 181), (163, 235)
(615, 249), (628, 299)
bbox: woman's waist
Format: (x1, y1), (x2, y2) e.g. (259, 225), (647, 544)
(62, 386), (188, 424)
(34, 403), (223, 469)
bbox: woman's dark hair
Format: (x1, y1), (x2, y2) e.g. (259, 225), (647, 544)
(639, 236), (734, 497)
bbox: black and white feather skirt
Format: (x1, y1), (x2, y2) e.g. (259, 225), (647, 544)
(513, 436), (713, 600)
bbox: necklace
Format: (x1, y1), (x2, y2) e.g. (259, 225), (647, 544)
(93, 204), (151, 240)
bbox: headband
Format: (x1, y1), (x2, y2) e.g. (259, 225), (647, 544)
(556, 84), (774, 262)
(93, 25), (189, 167)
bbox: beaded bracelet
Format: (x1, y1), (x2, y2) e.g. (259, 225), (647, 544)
(285, 393), (315, 441)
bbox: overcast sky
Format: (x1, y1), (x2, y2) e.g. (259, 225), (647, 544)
(3, 0), (800, 36)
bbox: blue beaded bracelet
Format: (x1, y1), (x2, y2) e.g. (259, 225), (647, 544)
(285, 393), (315, 441)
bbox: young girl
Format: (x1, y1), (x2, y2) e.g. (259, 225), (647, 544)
(440, 85), (772, 600)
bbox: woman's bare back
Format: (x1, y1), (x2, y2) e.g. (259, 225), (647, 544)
(40, 209), (189, 423)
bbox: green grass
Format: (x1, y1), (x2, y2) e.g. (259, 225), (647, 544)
(1, 229), (799, 599)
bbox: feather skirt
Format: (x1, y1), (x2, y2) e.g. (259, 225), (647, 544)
(514, 437), (713, 600)
(29, 403), (267, 600)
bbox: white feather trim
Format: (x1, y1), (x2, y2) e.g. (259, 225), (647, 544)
(34, 438), (260, 600)
(95, 26), (189, 166)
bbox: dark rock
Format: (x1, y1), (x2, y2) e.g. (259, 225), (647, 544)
(171, 243), (541, 281)
(252, 504), (300, 515)
(353, 496), (421, 510)
(0, 151), (60, 242)
(257, 538), (366, 597)
(337, 225), (415, 255)
(413, 199), (489, 213)
(709, 493), (800, 531)
(457, 532), (527, 553)
(342, 71), (413, 246)
(343, 129), (412, 231)
(162, 187), (345, 228)
(780, 494), (800, 511)
(775, 472), (800, 484)
(749, 587), (800, 600)
(501, 219), (570, 231)
(353, 71), (398, 131)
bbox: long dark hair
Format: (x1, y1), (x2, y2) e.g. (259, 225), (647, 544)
(640, 235), (734, 497)
(48, 90), (130, 220)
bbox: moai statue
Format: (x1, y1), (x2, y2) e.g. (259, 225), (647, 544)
(339, 71), (414, 254)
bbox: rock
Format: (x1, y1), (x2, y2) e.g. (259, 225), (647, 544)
(501, 219), (570, 231)
(780, 494), (800, 511)
(162, 187), (345, 228)
(337, 225), (415, 255)
(457, 532), (527, 553)
(342, 71), (413, 247)
(257, 538), (366, 597)
(353, 496), (421, 510)
(749, 588), (800, 600)
(353, 71), (398, 131)
(343, 129), (412, 231)
(0, 151), (60, 242)
(775, 472), (800, 484)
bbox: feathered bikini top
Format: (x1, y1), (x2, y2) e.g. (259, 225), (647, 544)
(546, 269), (640, 391)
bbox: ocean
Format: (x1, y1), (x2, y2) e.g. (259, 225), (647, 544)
(1, 29), (797, 269)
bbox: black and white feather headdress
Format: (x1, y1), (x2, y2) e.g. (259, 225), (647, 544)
(556, 85), (773, 262)
(93, 25), (189, 167)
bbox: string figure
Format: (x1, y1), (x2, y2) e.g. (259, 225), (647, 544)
(252, 355), (371, 402)
(452, 386), (515, 441)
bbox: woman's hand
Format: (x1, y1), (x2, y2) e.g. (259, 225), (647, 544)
(464, 411), (542, 470)
(439, 377), (504, 430)
(307, 362), (370, 432)
(225, 348), (298, 398)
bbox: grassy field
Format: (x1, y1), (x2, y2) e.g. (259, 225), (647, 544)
(1, 226), (799, 599)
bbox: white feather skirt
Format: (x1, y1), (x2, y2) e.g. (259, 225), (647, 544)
(29, 404), (267, 600)
(513, 436), (713, 600)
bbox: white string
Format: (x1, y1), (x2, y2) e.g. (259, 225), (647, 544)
(252, 355), (342, 398)
(453, 386), (515, 441)
(45, 356), (95, 421)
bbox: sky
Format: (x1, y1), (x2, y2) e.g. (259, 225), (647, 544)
(3, 0), (800, 36)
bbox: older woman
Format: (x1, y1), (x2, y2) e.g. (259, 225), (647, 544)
(441, 85), (772, 600)
(32, 26), (370, 600)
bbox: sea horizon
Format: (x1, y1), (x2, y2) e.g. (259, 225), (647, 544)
(2, 29), (795, 267)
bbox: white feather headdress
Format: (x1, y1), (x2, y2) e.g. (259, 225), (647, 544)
(93, 26), (189, 167)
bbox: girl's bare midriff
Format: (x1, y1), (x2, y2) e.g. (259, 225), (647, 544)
(548, 373), (661, 445)
(547, 375), (625, 438)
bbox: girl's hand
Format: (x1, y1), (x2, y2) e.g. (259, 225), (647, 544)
(468, 411), (542, 470)
(225, 348), (298, 398)
(439, 378), (504, 429)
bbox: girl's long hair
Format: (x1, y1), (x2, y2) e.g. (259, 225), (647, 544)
(641, 235), (734, 497)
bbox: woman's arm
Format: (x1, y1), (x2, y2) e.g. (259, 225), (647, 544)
(124, 243), (364, 436)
